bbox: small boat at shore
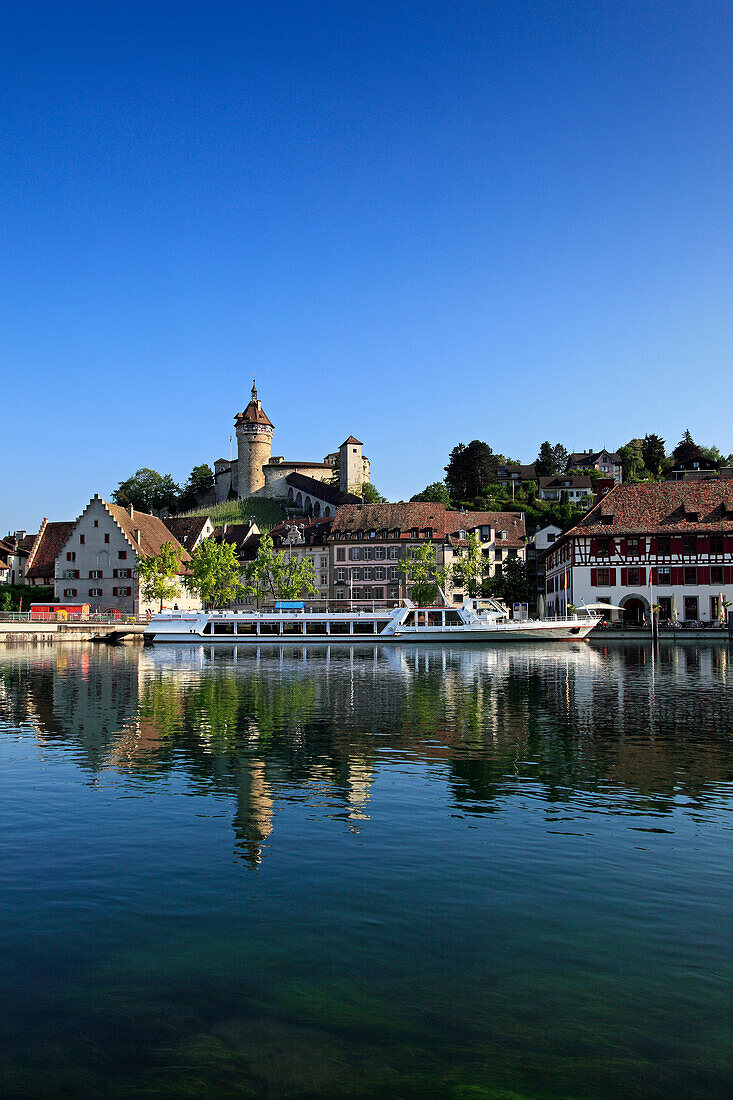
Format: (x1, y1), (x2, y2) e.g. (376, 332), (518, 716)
(144, 598), (600, 644)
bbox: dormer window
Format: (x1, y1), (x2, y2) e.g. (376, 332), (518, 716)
(410, 528), (419, 539)
(423, 528), (433, 539)
(500, 530), (508, 540)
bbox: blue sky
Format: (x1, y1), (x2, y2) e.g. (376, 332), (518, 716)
(2, 1), (731, 532)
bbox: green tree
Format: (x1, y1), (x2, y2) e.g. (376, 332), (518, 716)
(177, 464), (214, 511)
(361, 482), (386, 503)
(242, 533), (317, 605)
(401, 543), (449, 606)
(672, 430), (702, 465)
(619, 441), (645, 482)
(451, 532), (483, 597)
(641, 434), (666, 478)
(186, 538), (246, 608)
(445, 441), (504, 500)
(113, 468), (180, 514)
(535, 442), (555, 477)
(551, 443), (569, 473)
(484, 557), (530, 606)
(410, 481), (451, 504)
(137, 541), (183, 611)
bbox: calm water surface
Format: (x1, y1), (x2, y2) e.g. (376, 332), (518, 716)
(1, 640), (731, 1098)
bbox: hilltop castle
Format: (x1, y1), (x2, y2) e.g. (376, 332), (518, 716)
(214, 382), (370, 516)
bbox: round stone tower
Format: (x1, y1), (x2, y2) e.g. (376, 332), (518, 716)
(235, 380), (274, 498)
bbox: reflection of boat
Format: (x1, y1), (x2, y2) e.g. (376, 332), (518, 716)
(144, 600), (600, 644)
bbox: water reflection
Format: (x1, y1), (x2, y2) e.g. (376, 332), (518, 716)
(1, 641), (731, 866)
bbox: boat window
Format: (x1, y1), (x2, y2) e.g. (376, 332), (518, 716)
(353, 621), (376, 634)
(427, 612), (442, 627)
(202, 621), (212, 634)
(258, 622), (280, 635)
(213, 621), (235, 635)
(444, 610), (462, 625)
(236, 622), (257, 634)
(403, 611), (416, 626)
(375, 620), (391, 633)
(281, 621), (303, 634)
(305, 622), (328, 634)
(329, 621), (351, 634)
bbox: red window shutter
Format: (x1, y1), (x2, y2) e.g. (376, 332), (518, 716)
(621, 567), (628, 585)
(725, 566), (733, 585)
(619, 538), (627, 555)
(671, 537), (683, 554)
(591, 568), (597, 586)
(698, 566), (710, 584)
(639, 568), (646, 585)
(113, 569), (118, 578)
(649, 537), (656, 554)
(610, 568), (616, 585)
(697, 537), (709, 553)
(590, 539), (597, 557)
(672, 567), (684, 585)
(112, 587), (118, 596)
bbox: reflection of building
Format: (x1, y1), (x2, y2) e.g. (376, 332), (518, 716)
(232, 760), (274, 867)
(545, 482), (733, 624)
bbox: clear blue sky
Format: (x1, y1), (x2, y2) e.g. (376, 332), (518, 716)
(2, 1), (731, 532)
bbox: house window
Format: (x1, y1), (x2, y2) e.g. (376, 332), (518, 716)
(657, 566), (671, 585)
(104, 533), (110, 543)
(656, 536), (670, 556)
(93, 520), (98, 527)
(547, 533), (556, 543)
(494, 549), (503, 561)
(658, 597), (672, 621)
(337, 569), (346, 581)
(683, 536), (696, 555)
(597, 568), (611, 586)
(372, 588), (384, 599)
(388, 547), (400, 559)
(711, 565), (724, 585)
(63, 588), (77, 597)
(374, 568), (385, 581)
(627, 537), (641, 556)
(684, 596), (699, 621)
(389, 567), (399, 580)
(80, 534), (85, 544)
(684, 567), (697, 585)
(423, 528), (433, 539)
(369, 530), (376, 539)
(363, 547), (373, 561)
(596, 539), (610, 557)
(374, 546), (385, 559)
(352, 568), (361, 581)
(627, 568), (641, 586)
(320, 557), (327, 568)
(349, 548), (362, 560)
(66, 552), (75, 562)
(118, 550), (127, 560)
(90, 570), (102, 579)
(336, 548), (345, 561)
(410, 529), (419, 539)
(89, 588), (102, 597)
(710, 536), (723, 554)
(363, 568), (373, 581)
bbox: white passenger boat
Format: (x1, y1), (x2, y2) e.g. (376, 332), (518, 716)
(144, 599), (600, 644)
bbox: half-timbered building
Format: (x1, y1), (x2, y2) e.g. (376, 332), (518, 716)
(545, 482), (733, 623)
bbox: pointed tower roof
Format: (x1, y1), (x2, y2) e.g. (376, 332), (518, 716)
(235, 378), (273, 428)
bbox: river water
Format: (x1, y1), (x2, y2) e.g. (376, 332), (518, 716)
(1, 640), (731, 1098)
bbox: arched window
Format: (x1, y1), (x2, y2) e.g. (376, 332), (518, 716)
(287, 487), (295, 505)
(324, 506), (331, 517)
(296, 492), (303, 509)
(314, 501), (321, 516)
(97, 550), (109, 567)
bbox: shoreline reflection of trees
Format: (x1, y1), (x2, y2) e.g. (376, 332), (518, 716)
(1, 642), (731, 865)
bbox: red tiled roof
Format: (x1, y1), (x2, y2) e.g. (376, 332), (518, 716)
(235, 398), (273, 428)
(562, 481), (733, 538)
(341, 436), (362, 446)
(329, 503), (525, 547)
(26, 520), (77, 579)
(106, 505), (191, 569)
(162, 515), (211, 552)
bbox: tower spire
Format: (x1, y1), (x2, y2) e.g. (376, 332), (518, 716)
(251, 377), (257, 402)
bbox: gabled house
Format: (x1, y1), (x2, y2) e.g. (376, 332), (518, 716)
(162, 515), (215, 553)
(24, 520), (77, 587)
(538, 475), (593, 503)
(566, 450), (622, 483)
(56, 495), (197, 615)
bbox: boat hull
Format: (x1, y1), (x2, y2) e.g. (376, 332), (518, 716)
(144, 622), (597, 644)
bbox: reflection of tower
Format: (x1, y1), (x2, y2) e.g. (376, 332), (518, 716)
(232, 760), (274, 867)
(235, 380), (274, 498)
(345, 756), (373, 831)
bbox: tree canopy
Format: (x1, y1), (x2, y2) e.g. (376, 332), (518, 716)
(361, 482), (386, 503)
(410, 482), (451, 504)
(401, 543), (449, 607)
(243, 533), (317, 605)
(137, 541), (183, 611)
(113, 468), (180, 514)
(185, 538), (246, 609)
(445, 441), (504, 500)
(177, 465), (214, 511)
(535, 442), (568, 477)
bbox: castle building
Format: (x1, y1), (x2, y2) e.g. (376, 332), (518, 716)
(214, 382), (369, 517)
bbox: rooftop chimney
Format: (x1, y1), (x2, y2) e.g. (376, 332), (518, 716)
(128, 504), (134, 517)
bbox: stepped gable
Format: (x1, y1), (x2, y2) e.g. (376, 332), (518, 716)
(106, 505), (190, 567)
(162, 515), (211, 552)
(284, 471), (360, 506)
(564, 481), (733, 537)
(25, 520), (76, 579)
